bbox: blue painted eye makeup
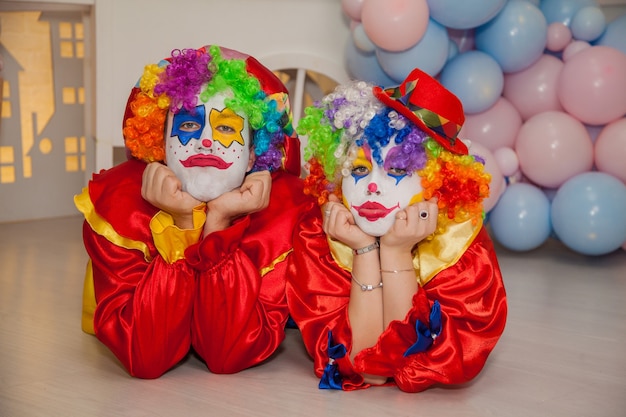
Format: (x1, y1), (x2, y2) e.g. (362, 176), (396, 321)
(171, 105), (206, 145)
(387, 169), (407, 185)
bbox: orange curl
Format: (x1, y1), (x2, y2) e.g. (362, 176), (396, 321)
(123, 92), (167, 162)
(303, 158), (341, 206)
(419, 149), (490, 227)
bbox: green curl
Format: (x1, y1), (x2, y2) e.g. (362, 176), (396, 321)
(200, 46), (268, 131)
(297, 107), (342, 179)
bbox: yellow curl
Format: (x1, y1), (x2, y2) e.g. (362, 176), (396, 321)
(139, 64), (164, 98)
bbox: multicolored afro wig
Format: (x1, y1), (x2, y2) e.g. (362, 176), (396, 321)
(297, 69), (491, 227)
(122, 45), (299, 174)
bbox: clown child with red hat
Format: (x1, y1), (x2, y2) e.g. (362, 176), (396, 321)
(287, 68), (508, 392)
(75, 45), (315, 378)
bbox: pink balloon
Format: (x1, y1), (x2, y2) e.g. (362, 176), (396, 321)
(361, 0), (429, 52)
(459, 97), (522, 151)
(558, 46), (626, 125)
(515, 111), (594, 188)
(493, 147), (520, 177)
(561, 40), (591, 61)
(595, 118), (626, 183)
(469, 142), (505, 212)
(503, 54), (564, 121)
(546, 22), (572, 52)
(342, 0), (365, 21)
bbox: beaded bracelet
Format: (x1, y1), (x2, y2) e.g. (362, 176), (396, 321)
(353, 240), (379, 255)
(352, 275), (383, 291)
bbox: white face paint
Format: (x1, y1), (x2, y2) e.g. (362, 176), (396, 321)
(165, 90), (252, 202)
(341, 142), (423, 237)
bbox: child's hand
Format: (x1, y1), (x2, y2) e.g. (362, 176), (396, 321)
(380, 199), (438, 253)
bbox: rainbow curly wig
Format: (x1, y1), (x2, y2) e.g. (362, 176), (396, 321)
(122, 45), (294, 172)
(297, 80), (491, 227)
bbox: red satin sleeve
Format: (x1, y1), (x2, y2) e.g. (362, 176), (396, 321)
(184, 171), (310, 374)
(356, 227), (508, 392)
(185, 216), (290, 374)
(84, 222), (195, 379)
(286, 210), (367, 389)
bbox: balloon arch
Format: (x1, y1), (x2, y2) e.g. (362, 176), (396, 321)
(341, 0), (626, 256)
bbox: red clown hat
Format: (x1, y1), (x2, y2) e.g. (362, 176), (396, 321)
(373, 68), (468, 155)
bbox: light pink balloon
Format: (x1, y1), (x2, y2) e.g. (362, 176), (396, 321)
(493, 147), (520, 177)
(459, 97), (522, 151)
(546, 22), (572, 52)
(361, 0), (429, 52)
(469, 142), (505, 212)
(503, 54), (564, 121)
(558, 46), (626, 125)
(595, 118), (626, 183)
(561, 40), (591, 61)
(342, 0), (365, 21)
(515, 111), (594, 188)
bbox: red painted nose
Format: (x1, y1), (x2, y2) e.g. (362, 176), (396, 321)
(202, 139), (212, 148)
(368, 183), (378, 193)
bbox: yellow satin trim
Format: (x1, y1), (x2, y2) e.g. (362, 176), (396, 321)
(260, 249), (293, 277)
(415, 218), (482, 285)
(151, 205), (205, 263)
(81, 259), (96, 335)
(328, 218), (482, 286)
(74, 187), (152, 262)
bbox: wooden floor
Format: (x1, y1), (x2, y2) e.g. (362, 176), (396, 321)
(1, 215), (625, 417)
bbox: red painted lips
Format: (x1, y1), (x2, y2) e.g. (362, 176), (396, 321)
(180, 155), (233, 169)
(352, 201), (398, 221)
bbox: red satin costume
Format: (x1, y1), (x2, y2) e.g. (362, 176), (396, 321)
(78, 158), (316, 378)
(286, 212), (508, 392)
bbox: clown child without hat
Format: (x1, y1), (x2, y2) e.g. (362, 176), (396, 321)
(122, 44), (300, 175)
(76, 45), (304, 342)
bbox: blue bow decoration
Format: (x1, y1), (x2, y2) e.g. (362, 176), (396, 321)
(319, 331), (347, 390)
(404, 300), (442, 357)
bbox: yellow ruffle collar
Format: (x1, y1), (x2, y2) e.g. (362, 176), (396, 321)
(327, 218), (482, 287)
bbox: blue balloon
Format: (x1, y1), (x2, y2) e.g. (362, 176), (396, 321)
(475, 0), (547, 73)
(594, 13), (626, 55)
(376, 19), (449, 80)
(447, 40), (459, 62)
(571, 6), (606, 42)
(551, 172), (626, 256)
(540, 0), (597, 26)
(439, 50), (503, 114)
(489, 183), (552, 252)
(352, 23), (376, 53)
(344, 37), (397, 87)
(427, 0), (506, 30)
